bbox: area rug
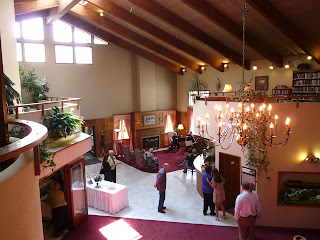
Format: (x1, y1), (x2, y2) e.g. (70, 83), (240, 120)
(62, 215), (319, 240)
(117, 149), (187, 173)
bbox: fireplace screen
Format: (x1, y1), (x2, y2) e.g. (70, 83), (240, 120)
(143, 136), (160, 150)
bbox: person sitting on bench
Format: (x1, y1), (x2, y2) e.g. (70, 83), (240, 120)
(169, 132), (180, 152)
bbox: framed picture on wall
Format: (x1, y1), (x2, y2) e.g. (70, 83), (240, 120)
(143, 114), (156, 126)
(255, 76), (269, 91)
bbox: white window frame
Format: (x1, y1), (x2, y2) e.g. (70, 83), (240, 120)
(189, 90), (210, 107)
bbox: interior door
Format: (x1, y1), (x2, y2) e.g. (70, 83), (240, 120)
(65, 158), (88, 228)
(219, 152), (241, 210)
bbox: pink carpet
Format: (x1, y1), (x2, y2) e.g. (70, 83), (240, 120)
(62, 215), (319, 240)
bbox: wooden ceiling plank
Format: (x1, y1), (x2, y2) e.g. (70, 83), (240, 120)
(47, 0), (81, 24)
(127, 0), (250, 70)
(88, 0), (224, 72)
(61, 13), (183, 74)
(72, 5), (201, 73)
(14, 0), (36, 3)
(15, 9), (50, 22)
(247, 0), (320, 65)
(181, 0), (283, 67)
(15, 0), (58, 16)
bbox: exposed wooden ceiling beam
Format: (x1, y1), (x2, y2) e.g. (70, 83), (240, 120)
(61, 13), (183, 75)
(88, 0), (224, 72)
(127, 0), (250, 70)
(180, 0), (283, 68)
(71, 5), (202, 73)
(15, 0), (58, 16)
(14, 0), (36, 3)
(15, 9), (50, 22)
(47, 0), (81, 24)
(247, 0), (320, 65)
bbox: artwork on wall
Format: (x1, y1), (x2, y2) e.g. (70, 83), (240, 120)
(143, 114), (156, 126)
(255, 76), (269, 91)
(241, 167), (256, 190)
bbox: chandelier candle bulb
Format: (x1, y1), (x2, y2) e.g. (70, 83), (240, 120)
(198, 117), (201, 128)
(206, 114), (209, 123)
(268, 104), (272, 116)
(286, 117), (290, 131)
(270, 123), (274, 136)
(275, 115), (278, 125)
(226, 103), (229, 113)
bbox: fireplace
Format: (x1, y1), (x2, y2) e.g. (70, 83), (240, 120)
(142, 136), (160, 150)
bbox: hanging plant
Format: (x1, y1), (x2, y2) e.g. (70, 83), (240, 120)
(40, 138), (56, 170)
(245, 125), (271, 180)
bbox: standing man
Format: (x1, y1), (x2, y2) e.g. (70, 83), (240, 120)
(235, 182), (261, 240)
(154, 163), (170, 213)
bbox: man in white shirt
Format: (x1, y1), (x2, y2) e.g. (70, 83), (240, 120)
(235, 182), (261, 240)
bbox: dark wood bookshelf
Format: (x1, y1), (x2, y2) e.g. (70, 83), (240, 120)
(292, 69), (320, 102)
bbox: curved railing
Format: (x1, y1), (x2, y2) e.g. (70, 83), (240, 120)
(0, 119), (48, 175)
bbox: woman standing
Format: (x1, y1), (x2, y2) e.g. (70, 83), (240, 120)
(46, 181), (68, 237)
(208, 168), (227, 221)
(103, 150), (120, 183)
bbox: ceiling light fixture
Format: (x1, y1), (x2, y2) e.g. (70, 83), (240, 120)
(285, 64), (290, 69)
(196, 0), (291, 152)
(307, 56), (312, 60)
(269, 65), (274, 70)
(100, 12), (104, 17)
(253, 64), (257, 70)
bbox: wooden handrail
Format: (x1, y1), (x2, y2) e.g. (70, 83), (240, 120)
(0, 119), (47, 165)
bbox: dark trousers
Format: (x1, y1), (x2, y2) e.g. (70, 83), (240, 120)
(111, 169), (116, 183)
(203, 192), (214, 214)
(52, 205), (68, 235)
(158, 191), (166, 211)
(237, 216), (257, 240)
(169, 142), (180, 152)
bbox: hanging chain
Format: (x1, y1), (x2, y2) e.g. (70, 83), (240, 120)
(242, 0), (247, 87)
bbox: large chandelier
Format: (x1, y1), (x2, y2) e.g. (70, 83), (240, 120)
(196, 0), (291, 152)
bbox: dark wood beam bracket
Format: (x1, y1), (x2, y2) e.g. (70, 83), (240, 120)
(181, 0), (283, 68)
(72, 5), (201, 73)
(247, 0), (320, 65)
(127, 0), (250, 70)
(88, 0), (224, 72)
(61, 14), (183, 74)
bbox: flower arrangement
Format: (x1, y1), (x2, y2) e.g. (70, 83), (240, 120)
(93, 174), (102, 182)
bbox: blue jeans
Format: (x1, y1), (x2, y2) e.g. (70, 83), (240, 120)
(158, 191), (165, 211)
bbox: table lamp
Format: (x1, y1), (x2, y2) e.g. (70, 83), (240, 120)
(177, 124), (184, 134)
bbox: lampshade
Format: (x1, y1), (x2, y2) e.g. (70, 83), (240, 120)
(177, 124), (184, 130)
(223, 84), (233, 93)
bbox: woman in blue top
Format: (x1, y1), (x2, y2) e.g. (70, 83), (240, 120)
(202, 165), (215, 216)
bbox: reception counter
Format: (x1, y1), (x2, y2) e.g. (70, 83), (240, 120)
(194, 154), (215, 198)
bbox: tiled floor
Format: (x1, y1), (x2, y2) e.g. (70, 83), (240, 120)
(85, 156), (238, 228)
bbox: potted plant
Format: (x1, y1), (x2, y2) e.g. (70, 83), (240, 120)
(43, 105), (84, 139)
(19, 64), (49, 102)
(186, 72), (208, 95)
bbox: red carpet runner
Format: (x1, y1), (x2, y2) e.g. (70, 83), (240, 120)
(62, 215), (318, 240)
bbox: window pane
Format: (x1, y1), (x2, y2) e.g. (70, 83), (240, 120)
(15, 22), (21, 39)
(74, 28), (91, 43)
(94, 37), (108, 45)
(75, 46), (92, 64)
(22, 18), (44, 40)
(55, 45), (73, 63)
(16, 43), (22, 62)
(24, 43), (45, 62)
(53, 21), (72, 43)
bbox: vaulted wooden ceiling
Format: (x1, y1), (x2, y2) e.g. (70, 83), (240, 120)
(14, 0), (320, 75)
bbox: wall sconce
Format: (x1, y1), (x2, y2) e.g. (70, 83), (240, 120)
(252, 64), (257, 70)
(269, 65), (274, 70)
(307, 56), (312, 60)
(285, 63), (290, 69)
(305, 157), (319, 163)
(182, 68), (186, 73)
(200, 65), (206, 71)
(223, 63), (229, 69)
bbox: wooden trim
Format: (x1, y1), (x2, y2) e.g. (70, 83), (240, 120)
(127, 0), (250, 70)
(47, 0), (80, 24)
(0, 37), (9, 147)
(180, 0), (283, 68)
(15, 9), (50, 22)
(88, 0), (224, 72)
(72, 5), (201, 73)
(61, 14), (183, 74)
(0, 120), (47, 162)
(14, 0), (58, 16)
(247, 0), (320, 65)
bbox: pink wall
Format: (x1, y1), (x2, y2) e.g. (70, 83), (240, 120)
(194, 100), (320, 229)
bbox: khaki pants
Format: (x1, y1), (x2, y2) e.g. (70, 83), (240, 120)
(237, 215), (256, 240)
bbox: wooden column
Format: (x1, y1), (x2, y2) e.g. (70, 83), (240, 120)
(0, 37), (9, 147)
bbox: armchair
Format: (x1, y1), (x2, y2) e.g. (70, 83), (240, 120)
(134, 149), (147, 170)
(121, 145), (134, 165)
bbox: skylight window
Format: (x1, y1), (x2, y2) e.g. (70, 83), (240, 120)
(21, 18), (44, 40)
(75, 46), (92, 64)
(74, 28), (91, 43)
(55, 45), (74, 63)
(53, 20), (72, 43)
(24, 43), (45, 62)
